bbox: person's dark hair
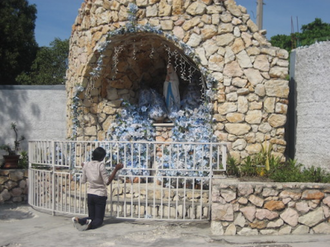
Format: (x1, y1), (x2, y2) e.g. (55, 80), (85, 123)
(92, 147), (106, 161)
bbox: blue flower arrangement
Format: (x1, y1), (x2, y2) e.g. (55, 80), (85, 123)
(127, 2), (138, 23)
(104, 96), (217, 183)
(156, 104), (217, 181)
(106, 101), (155, 176)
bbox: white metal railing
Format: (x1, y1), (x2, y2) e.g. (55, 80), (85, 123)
(28, 140), (227, 220)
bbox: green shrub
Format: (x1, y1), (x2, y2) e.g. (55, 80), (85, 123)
(267, 159), (330, 183)
(227, 152), (330, 183)
(267, 158), (304, 182)
(301, 166), (330, 183)
(226, 157), (240, 177)
(240, 156), (259, 177)
(18, 151), (28, 169)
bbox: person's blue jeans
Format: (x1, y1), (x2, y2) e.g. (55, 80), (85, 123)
(80, 194), (107, 229)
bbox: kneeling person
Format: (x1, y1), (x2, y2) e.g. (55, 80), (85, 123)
(72, 147), (123, 230)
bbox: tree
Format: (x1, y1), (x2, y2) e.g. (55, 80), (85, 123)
(0, 0), (38, 85)
(299, 18), (330, 46)
(270, 18), (330, 53)
(16, 38), (69, 85)
(269, 34), (292, 52)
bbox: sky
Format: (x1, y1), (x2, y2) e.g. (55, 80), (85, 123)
(28, 0), (330, 47)
(28, 0), (82, 46)
(236, 0), (330, 39)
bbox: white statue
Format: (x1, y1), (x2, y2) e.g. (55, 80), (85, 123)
(163, 64), (180, 117)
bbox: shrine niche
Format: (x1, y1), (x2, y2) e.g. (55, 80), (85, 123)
(66, 0), (289, 163)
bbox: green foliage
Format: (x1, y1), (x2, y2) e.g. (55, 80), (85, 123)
(227, 144), (281, 178)
(16, 38), (69, 85)
(267, 158), (304, 182)
(302, 166), (330, 183)
(227, 155), (265, 178)
(228, 151), (330, 183)
(270, 34), (293, 53)
(226, 157), (240, 177)
(299, 18), (330, 45)
(18, 150), (28, 168)
(240, 156), (259, 177)
(270, 18), (330, 53)
(268, 159), (330, 183)
(0, 0), (38, 84)
(0, 0), (69, 85)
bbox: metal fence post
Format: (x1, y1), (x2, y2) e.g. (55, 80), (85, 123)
(52, 141), (56, 216)
(28, 142), (32, 206)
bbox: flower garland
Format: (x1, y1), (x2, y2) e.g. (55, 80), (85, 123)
(156, 104), (217, 185)
(106, 101), (155, 176)
(70, 85), (84, 139)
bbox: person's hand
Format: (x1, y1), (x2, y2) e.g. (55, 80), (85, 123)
(115, 163), (124, 171)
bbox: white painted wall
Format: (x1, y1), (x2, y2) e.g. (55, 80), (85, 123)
(0, 85), (67, 160)
(290, 41), (330, 170)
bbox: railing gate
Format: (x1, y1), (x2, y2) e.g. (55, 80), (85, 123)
(28, 141), (227, 221)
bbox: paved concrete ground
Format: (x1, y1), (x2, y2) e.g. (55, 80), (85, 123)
(1, 203), (330, 247)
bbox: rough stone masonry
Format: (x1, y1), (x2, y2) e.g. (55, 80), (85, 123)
(211, 179), (330, 236)
(66, 0), (289, 164)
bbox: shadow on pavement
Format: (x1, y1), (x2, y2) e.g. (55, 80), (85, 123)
(0, 203), (35, 221)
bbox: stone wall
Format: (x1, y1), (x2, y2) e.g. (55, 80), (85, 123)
(211, 179), (330, 235)
(66, 0), (289, 163)
(0, 169), (28, 204)
(290, 41), (330, 171)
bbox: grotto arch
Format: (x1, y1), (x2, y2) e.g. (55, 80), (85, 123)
(67, 0), (290, 161)
(75, 29), (214, 140)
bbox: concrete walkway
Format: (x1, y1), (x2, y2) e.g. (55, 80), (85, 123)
(1, 203), (330, 247)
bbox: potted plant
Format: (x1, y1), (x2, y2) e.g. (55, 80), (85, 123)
(0, 122), (25, 169)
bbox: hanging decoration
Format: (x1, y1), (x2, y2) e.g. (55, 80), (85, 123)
(132, 41), (137, 60)
(89, 18), (215, 101)
(127, 2), (138, 25)
(112, 45), (124, 80)
(164, 44), (198, 84)
(71, 85), (84, 139)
